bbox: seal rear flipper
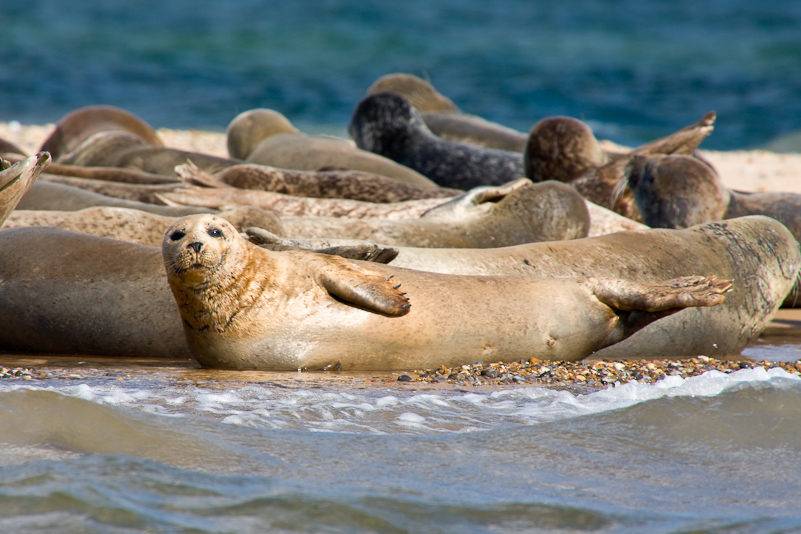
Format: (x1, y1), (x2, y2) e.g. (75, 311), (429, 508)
(590, 275), (732, 346)
(320, 270), (411, 317)
(248, 227), (398, 263)
(420, 178), (530, 219)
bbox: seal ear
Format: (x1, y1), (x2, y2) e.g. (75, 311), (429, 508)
(320, 267), (411, 317)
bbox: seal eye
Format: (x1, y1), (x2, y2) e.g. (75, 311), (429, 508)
(208, 227), (224, 238)
(169, 230), (186, 241)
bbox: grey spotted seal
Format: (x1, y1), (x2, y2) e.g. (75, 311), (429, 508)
(349, 92), (525, 190)
(226, 109), (436, 186)
(366, 73), (529, 152)
(0, 152), (51, 224)
(162, 213), (729, 370)
(177, 161), (459, 203)
(248, 215), (798, 359)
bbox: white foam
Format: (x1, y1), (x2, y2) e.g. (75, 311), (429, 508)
(2, 368), (798, 434)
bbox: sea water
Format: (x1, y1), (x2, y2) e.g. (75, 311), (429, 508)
(1, 0), (801, 149)
(1, 365), (800, 533)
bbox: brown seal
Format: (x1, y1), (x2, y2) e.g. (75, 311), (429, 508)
(59, 130), (241, 177)
(177, 161), (460, 203)
(40, 105), (164, 160)
(524, 113), (716, 220)
(626, 154), (801, 306)
(366, 73), (529, 152)
(39, 174), (181, 204)
(249, 215), (797, 359)
(2, 205), (285, 247)
(226, 109), (436, 186)
(162, 213), (729, 370)
(0, 152), (51, 224)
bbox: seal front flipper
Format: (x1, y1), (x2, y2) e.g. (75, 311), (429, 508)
(589, 275), (732, 347)
(420, 178), (530, 219)
(319, 265), (411, 317)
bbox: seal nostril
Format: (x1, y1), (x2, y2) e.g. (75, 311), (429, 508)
(188, 242), (203, 253)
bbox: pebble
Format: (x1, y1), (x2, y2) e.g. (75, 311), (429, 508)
(403, 358), (801, 388)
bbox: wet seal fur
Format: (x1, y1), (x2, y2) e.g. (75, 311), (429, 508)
(348, 92), (525, 190)
(250, 215), (798, 359)
(162, 214), (729, 370)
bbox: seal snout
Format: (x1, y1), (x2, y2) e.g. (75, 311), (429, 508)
(187, 241), (203, 254)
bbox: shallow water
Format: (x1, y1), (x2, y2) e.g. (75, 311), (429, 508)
(1, 351), (800, 533)
(2, 0), (801, 149)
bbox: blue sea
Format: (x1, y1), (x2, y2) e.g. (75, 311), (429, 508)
(2, 1), (801, 532)
(2, 0), (801, 150)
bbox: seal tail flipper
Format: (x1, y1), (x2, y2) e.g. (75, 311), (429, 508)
(175, 160), (231, 188)
(320, 269), (411, 317)
(589, 275), (732, 347)
(630, 111), (716, 156)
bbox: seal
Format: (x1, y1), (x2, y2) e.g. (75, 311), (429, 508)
(348, 92), (525, 190)
(226, 109), (436, 186)
(365, 73), (529, 152)
(278, 179), (589, 247)
(59, 130), (242, 177)
(18, 181), (211, 217)
(524, 113), (716, 220)
(0, 152), (51, 224)
(625, 154), (801, 306)
(177, 161), (460, 203)
(1, 205), (285, 248)
(39, 105), (164, 161)
(0, 227), (193, 359)
(248, 215), (797, 359)
(167, 179), (590, 248)
(39, 174), (181, 204)
(162, 213), (729, 370)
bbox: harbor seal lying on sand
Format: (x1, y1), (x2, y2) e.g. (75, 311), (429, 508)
(18, 181), (210, 216)
(272, 179), (589, 247)
(626, 154), (801, 306)
(349, 92), (525, 190)
(0, 226), (397, 359)
(524, 113), (716, 220)
(226, 109), (435, 186)
(39, 105), (164, 160)
(177, 161), (459, 203)
(162, 214), (729, 370)
(249, 215), (798, 359)
(0, 152), (51, 224)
